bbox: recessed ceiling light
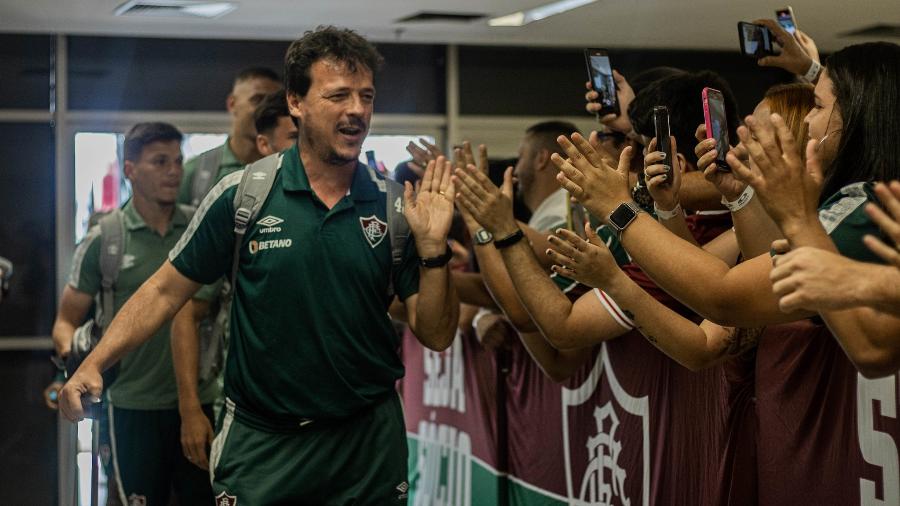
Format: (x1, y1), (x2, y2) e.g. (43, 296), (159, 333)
(489, 0), (598, 27)
(114, 0), (236, 19)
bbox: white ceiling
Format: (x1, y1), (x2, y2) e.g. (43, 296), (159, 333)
(0, 0), (896, 51)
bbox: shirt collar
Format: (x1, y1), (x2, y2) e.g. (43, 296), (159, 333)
(220, 136), (243, 168)
(281, 143), (380, 202)
(122, 200), (189, 232)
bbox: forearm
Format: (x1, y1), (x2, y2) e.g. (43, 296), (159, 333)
(517, 330), (592, 383)
(657, 210), (698, 247)
(733, 198), (784, 258)
(680, 172), (726, 211)
(861, 267), (900, 316)
(451, 271), (497, 309)
(602, 270), (728, 371)
(413, 266), (459, 351)
(171, 301), (203, 412)
(519, 220), (555, 269)
(51, 320), (77, 358)
(500, 240), (589, 348)
(821, 308), (900, 378)
(620, 215), (808, 326)
(81, 266), (197, 373)
(471, 242), (538, 332)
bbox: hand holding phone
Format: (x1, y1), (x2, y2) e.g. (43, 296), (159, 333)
(775, 7), (797, 35)
(737, 21), (776, 58)
(584, 48), (620, 118)
(702, 88), (730, 171)
(653, 106), (674, 185)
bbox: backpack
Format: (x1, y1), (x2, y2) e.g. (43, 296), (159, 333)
(197, 153), (410, 380)
(189, 146), (225, 207)
(67, 205), (197, 383)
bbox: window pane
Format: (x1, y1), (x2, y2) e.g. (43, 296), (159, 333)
(0, 34), (53, 110)
(0, 123), (55, 337)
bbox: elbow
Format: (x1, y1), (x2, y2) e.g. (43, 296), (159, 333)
(508, 313), (538, 334)
(544, 367), (575, 384)
(853, 349), (900, 379)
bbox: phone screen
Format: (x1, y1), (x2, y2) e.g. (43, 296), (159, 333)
(704, 89), (730, 171)
(739, 22), (774, 58)
(776, 9), (796, 34)
(584, 49), (619, 116)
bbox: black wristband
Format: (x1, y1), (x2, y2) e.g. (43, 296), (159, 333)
(494, 229), (525, 249)
(420, 245), (453, 268)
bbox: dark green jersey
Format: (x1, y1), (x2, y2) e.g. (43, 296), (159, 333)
(178, 139), (245, 205)
(69, 202), (219, 409)
(169, 144), (420, 426)
(818, 182), (885, 262)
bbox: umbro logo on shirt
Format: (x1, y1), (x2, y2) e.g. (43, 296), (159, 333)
(257, 215), (284, 233)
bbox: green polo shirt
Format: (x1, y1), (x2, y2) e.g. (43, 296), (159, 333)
(168, 144), (420, 426)
(818, 181), (886, 262)
(178, 138), (245, 206)
(69, 202), (219, 409)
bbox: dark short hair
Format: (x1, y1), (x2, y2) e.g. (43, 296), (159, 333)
(123, 122), (183, 162)
(254, 90), (290, 135)
(234, 67), (280, 86)
(525, 120), (581, 157)
(630, 70), (740, 165)
(284, 26), (384, 97)
(821, 42), (900, 200)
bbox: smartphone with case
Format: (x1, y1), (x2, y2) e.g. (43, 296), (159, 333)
(584, 48), (619, 118)
(653, 106), (673, 185)
(775, 7), (797, 34)
(737, 21), (776, 58)
(702, 87), (731, 171)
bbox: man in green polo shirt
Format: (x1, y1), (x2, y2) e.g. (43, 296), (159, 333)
(52, 123), (216, 505)
(60, 27), (460, 505)
(178, 67), (282, 206)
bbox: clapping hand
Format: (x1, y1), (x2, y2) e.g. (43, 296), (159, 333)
(552, 132), (635, 220)
(404, 156), (456, 257)
(863, 181), (900, 268)
(406, 138), (445, 177)
(452, 156), (518, 238)
(726, 113), (822, 236)
(546, 223), (622, 289)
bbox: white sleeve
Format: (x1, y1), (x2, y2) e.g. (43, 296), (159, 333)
(593, 288), (636, 330)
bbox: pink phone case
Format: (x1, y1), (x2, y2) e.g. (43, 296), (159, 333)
(702, 87), (715, 140)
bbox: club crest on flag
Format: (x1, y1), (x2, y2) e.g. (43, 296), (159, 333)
(360, 215), (388, 248)
(561, 342), (650, 505)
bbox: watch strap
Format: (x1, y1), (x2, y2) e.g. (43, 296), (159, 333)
(494, 229), (525, 249)
(419, 245), (453, 268)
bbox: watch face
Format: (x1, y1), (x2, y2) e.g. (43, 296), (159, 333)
(609, 202), (637, 230)
(475, 229), (493, 245)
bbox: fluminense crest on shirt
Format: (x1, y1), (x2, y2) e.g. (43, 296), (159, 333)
(215, 491), (237, 506)
(359, 215), (388, 248)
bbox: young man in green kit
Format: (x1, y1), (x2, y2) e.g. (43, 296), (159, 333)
(52, 123), (216, 505)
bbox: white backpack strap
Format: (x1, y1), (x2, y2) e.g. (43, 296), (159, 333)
(229, 153), (283, 291)
(97, 210), (125, 330)
(190, 147), (225, 207)
(366, 167), (410, 299)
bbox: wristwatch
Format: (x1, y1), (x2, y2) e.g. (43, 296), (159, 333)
(607, 201), (644, 238)
(474, 228), (493, 245)
(420, 245), (453, 268)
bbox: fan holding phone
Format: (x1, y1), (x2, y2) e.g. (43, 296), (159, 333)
(737, 8), (822, 82)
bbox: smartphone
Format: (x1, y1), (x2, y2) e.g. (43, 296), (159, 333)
(702, 87), (730, 171)
(584, 48), (619, 118)
(775, 7), (797, 34)
(567, 200), (589, 239)
(737, 21), (776, 58)
(653, 106), (673, 185)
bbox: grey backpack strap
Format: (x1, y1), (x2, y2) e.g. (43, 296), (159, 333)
(190, 147), (224, 207)
(230, 153), (283, 290)
(366, 167), (410, 299)
(97, 210), (125, 330)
